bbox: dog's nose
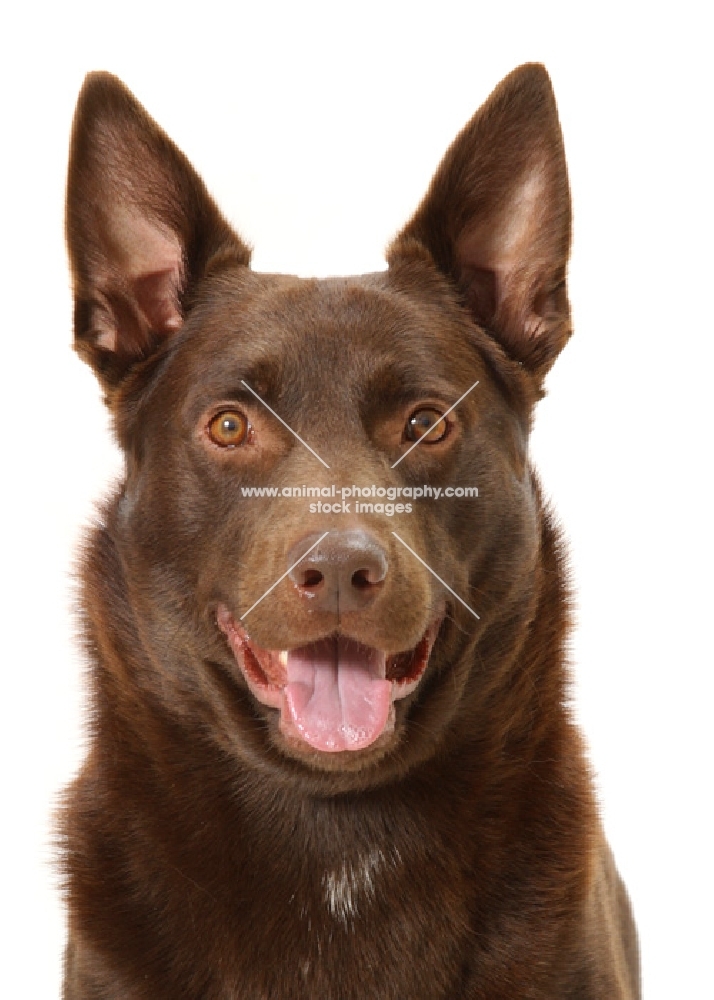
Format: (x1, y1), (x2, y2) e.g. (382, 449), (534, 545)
(287, 530), (388, 612)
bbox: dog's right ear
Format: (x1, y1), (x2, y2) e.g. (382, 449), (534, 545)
(66, 72), (250, 390)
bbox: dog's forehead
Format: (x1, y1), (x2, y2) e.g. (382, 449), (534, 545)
(194, 267), (447, 336)
(183, 266), (477, 383)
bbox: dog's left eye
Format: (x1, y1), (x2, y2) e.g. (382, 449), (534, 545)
(208, 410), (250, 448)
(405, 407), (448, 444)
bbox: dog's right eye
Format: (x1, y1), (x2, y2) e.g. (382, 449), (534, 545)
(207, 410), (250, 448)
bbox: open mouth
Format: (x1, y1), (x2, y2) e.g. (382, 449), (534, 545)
(216, 605), (443, 754)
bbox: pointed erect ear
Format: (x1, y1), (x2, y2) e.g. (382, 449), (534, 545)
(66, 72), (251, 388)
(388, 64), (572, 378)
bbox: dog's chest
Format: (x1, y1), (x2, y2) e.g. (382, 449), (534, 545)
(214, 828), (471, 1000)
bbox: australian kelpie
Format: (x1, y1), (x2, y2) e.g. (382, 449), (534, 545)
(60, 64), (640, 998)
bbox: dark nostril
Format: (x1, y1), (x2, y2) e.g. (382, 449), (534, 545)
(302, 569), (324, 589)
(351, 568), (376, 590)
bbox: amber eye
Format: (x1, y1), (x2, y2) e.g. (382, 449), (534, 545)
(405, 407), (448, 444)
(208, 410), (250, 448)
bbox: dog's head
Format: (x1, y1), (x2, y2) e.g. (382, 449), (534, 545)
(67, 65), (572, 790)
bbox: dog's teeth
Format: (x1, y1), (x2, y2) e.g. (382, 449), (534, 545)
(278, 650), (288, 668)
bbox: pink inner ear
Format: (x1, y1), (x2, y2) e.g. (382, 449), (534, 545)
(133, 267), (183, 332)
(93, 207), (184, 353)
(455, 163), (552, 340)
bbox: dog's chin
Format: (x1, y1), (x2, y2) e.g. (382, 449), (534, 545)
(216, 605), (444, 769)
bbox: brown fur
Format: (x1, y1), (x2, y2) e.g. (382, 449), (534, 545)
(59, 64), (640, 998)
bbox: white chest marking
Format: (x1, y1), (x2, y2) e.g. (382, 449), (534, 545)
(322, 847), (401, 926)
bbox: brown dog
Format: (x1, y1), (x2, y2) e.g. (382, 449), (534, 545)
(60, 64), (640, 998)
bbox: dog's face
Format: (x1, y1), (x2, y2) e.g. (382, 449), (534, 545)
(67, 65), (571, 790)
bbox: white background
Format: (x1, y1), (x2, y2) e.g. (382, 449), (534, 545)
(1, 2), (711, 996)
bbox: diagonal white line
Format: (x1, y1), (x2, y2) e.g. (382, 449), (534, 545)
(391, 532), (480, 620)
(241, 380), (330, 469)
(391, 381), (479, 468)
(240, 531), (330, 621)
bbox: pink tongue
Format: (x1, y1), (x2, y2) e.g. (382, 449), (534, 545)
(282, 637), (392, 752)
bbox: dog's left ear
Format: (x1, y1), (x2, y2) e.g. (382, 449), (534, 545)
(389, 63), (571, 379)
(66, 72), (250, 391)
